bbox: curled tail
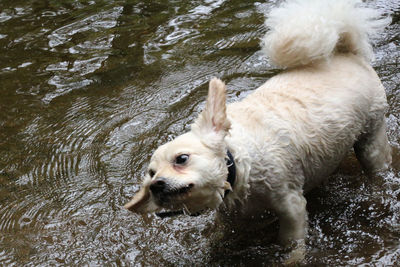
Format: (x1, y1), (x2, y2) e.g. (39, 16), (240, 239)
(261, 0), (390, 68)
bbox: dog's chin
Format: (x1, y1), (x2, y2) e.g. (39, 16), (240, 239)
(152, 188), (223, 215)
(153, 192), (193, 212)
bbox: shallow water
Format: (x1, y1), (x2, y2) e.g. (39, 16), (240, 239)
(0, 0), (399, 265)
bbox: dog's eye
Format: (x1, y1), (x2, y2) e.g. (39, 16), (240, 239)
(175, 154), (189, 165)
(148, 169), (156, 177)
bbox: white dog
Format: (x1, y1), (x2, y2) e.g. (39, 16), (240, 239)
(125, 0), (392, 248)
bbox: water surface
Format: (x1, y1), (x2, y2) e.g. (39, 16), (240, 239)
(0, 0), (399, 265)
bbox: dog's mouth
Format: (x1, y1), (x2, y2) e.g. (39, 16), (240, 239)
(124, 180), (198, 214)
(151, 182), (210, 218)
(152, 183), (194, 206)
(168, 184), (193, 196)
(151, 183), (214, 218)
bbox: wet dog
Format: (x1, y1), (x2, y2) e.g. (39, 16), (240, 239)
(125, 0), (391, 254)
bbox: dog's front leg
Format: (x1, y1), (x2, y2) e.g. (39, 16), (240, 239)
(273, 189), (308, 263)
(274, 189), (308, 245)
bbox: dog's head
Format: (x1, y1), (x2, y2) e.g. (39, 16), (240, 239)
(124, 78), (232, 215)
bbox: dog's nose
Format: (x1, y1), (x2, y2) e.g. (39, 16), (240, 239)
(150, 177), (167, 194)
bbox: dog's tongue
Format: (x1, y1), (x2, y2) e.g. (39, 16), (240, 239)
(124, 186), (150, 212)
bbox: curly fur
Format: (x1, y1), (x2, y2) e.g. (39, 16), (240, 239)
(262, 0), (390, 68)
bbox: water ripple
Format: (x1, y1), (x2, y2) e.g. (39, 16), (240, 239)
(47, 7), (122, 48)
(42, 6), (123, 104)
(143, 0), (226, 64)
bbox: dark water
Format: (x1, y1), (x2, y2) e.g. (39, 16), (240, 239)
(0, 0), (399, 265)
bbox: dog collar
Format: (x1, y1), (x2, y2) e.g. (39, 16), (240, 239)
(155, 150), (236, 218)
(225, 150), (236, 196)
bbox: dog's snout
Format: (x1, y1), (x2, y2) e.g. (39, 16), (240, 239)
(150, 177), (167, 194)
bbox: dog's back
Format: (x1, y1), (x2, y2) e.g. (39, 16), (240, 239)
(227, 0), (391, 190)
(229, 55), (388, 190)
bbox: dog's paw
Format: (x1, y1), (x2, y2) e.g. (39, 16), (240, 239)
(283, 239), (306, 265)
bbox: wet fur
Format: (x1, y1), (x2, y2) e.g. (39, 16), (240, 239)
(125, 0), (392, 252)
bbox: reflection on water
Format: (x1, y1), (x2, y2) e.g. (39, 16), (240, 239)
(0, 0), (399, 265)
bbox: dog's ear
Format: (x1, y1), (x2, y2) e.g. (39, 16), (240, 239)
(192, 78), (231, 148)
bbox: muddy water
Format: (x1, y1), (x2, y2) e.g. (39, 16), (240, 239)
(0, 0), (399, 265)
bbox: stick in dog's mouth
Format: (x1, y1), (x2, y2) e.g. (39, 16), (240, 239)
(123, 185), (150, 212)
